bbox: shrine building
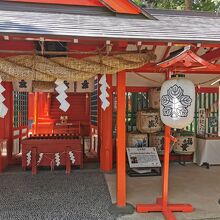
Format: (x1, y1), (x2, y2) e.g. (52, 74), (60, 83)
(0, 1), (220, 220)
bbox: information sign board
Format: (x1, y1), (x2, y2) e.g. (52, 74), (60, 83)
(126, 147), (161, 168)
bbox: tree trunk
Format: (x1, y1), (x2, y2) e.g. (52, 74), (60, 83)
(185, 0), (192, 10)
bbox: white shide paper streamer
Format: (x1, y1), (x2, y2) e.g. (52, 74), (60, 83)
(55, 79), (70, 112)
(37, 153), (44, 165)
(99, 74), (110, 110)
(26, 151), (32, 166)
(55, 153), (61, 166)
(69, 151), (76, 165)
(0, 77), (8, 118)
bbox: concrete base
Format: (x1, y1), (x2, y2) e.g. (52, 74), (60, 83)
(108, 203), (135, 217)
(102, 169), (116, 174)
(105, 163), (220, 220)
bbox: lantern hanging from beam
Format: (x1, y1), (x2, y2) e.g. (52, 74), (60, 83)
(160, 74), (195, 129)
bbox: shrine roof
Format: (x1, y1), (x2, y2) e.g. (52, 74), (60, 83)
(1, 2), (220, 43)
(3, 0), (152, 17)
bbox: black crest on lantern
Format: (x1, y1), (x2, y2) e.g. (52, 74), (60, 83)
(19, 80), (27, 88)
(161, 84), (192, 118)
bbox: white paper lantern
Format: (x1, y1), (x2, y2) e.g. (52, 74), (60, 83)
(160, 75), (195, 129)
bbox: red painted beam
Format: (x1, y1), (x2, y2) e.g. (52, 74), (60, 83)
(196, 87), (218, 93)
(0, 40), (34, 57)
(100, 0), (140, 14)
(130, 63), (220, 74)
(179, 65), (220, 73)
(158, 49), (216, 70)
(112, 86), (150, 92)
(201, 48), (220, 62)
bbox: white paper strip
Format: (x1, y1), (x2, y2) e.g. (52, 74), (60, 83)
(0, 103), (8, 118)
(55, 153), (60, 166)
(99, 74), (110, 111)
(59, 100), (70, 112)
(0, 80), (7, 118)
(0, 84), (5, 93)
(55, 83), (68, 93)
(99, 91), (109, 99)
(99, 74), (110, 88)
(37, 153), (44, 164)
(69, 151), (76, 165)
(56, 92), (68, 103)
(101, 100), (110, 110)
(26, 151), (31, 166)
(55, 79), (64, 85)
(55, 79), (70, 112)
(0, 94), (5, 102)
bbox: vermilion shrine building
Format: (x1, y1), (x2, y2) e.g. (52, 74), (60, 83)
(0, 1), (220, 220)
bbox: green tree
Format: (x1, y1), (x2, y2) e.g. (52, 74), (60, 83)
(193, 0), (220, 11)
(133, 0), (146, 7)
(185, 0), (192, 10)
(133, 0), (220, 12)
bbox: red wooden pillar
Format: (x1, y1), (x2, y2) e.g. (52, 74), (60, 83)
(100, 74), (113, 171)
(162, 126), (171, 208)
(42, 93), (48, 116)
(33, 92), (39, 135)
(116, 71), (126, 207)
(66, 146), (71, 175)
(98, 75), (102, 161)
(47, 93), (51, 117)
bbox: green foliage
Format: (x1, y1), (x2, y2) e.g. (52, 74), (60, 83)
(133, 0), (146, 7)
(193, 0), (220, 11)
(155, 0), (184, 10)
(133, 0), (220, 12)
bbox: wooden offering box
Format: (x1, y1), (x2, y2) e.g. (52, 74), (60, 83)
(22, 134), (83, 175)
